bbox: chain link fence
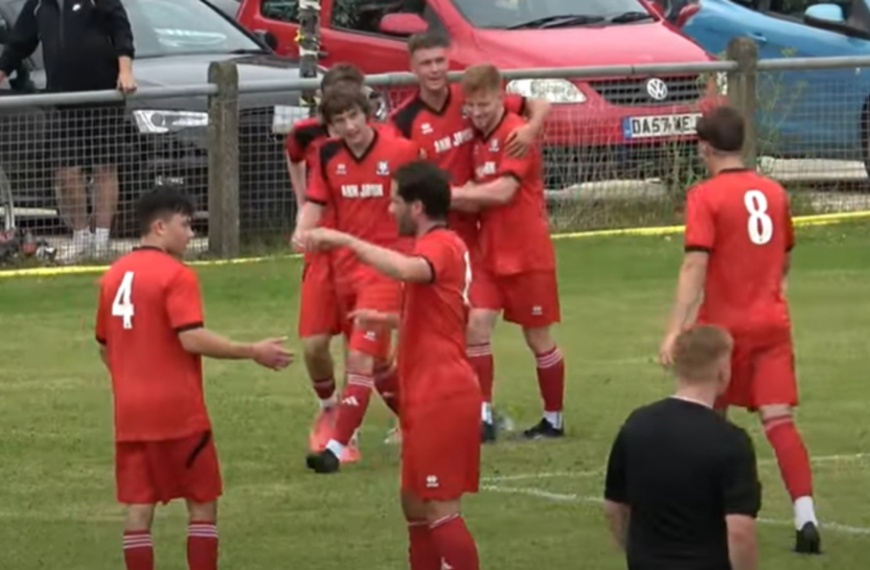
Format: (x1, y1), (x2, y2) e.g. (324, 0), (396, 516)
(1, 38), (870, 268)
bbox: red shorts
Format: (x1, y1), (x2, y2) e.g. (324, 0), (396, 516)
(115, 431), (222, 505)
(297, 253), (342, 338)
(401, 395), (481, 501)
(337, 267), (401, 359)
(470, 269), (560, 328)
(718, 334), (798, 410)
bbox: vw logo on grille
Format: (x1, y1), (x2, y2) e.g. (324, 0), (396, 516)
(645, 78), (669, 101)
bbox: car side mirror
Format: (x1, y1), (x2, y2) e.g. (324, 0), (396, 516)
(804, 3), (846, 24)
(253, 29), (278, 51)
(379, 13), (429, 36)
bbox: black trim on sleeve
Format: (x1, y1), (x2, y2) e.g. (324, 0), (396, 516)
(304, 197), (327, 206)
(318, 139), (343, 181)
(391, 98), (425, 139)
(295, 122), (328, 153)
(175, 322), (204, 333)
(418, 255), (437, 284)
(684, 245), (712, 253)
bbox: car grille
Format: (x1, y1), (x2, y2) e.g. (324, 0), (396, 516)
(587, 75), (704, 106)
(238, 107), (295, 237)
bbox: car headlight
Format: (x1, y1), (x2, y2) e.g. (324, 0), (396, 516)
(133, 110), (208, 134)
(506, 78), (586, 104)
(272, 105), (313, 135)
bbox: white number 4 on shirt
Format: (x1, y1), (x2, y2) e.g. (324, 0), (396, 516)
(112, 271), (135, 329)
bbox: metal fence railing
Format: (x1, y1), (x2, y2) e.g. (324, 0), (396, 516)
(1, 37), (869, 268)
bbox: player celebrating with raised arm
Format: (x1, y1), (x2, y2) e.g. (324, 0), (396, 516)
(95, 188), (293, 570)
(304, 160), (483, 570)
(659, 105), (821, 555)
(286, 63), (398, 459)
(293, 87), (422, 474)
(451, 64), (565, 440)
(389, 32), (552, 441)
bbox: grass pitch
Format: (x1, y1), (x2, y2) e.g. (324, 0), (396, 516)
(1, 223), (869, 569)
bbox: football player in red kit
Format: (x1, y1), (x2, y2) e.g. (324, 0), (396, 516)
(451, 64), (565, 441)
(95, 188), (293, 570)
(303, 160), (482, 570)
(388, 32), (552, 441)
(286, 63), (400, 461)
(293, 87), (422, 474)
(659, 105), (821, 555)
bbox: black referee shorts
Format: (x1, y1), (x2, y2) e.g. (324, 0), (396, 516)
(49, 103), (128, 169)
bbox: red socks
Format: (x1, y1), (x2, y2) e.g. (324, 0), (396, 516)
(312, 377), (336, 401)
(535, 347), (565, 413)
(332, 373), (374, 445)
(467, 343), (494, 404)
(187, 521), (219, 570)
(408, 520), (441, 570)
(375, 364), (401, 416)
(123, 530), (153, 570)
(429, 515), (479, 570)
(764, 416), (813, 500)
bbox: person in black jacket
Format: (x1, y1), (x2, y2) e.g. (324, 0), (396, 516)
(603, 325), (761, 570)
(0, 0), (137, 262)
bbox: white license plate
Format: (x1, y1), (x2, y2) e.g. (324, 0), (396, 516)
(623, 113), (701, 140)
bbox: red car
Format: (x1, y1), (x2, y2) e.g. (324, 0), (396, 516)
(238, 0), (722, 186)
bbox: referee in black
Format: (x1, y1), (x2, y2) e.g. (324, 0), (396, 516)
(0, 0), (136, 262)
(603, 325), (761, 570)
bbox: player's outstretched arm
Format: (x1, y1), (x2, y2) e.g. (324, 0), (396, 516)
(292, 201), (324, 250)
(452, 176), (520, 209)
(178, 328), (294, 371)
(303, 227), (433, 283)
(660, 252), (708, 366)
(287, 157), (307, 211)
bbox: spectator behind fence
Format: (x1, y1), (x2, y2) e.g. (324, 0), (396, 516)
(0, 0), (137, 262)
(603, 325), (761, 570)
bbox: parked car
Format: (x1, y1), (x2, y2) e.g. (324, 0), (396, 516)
(0, 0), (308, 237)
(209, 0), (242, 18)
(673, 0), (870, 174)
(237, 0), (724, 187)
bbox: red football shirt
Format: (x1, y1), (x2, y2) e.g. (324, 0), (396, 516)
(398, 228), (479, 409)
(95, 247), (210, 442)
(389, 84), (526, 251)
(306, 126), (421, 285)
(471, 110), (555, 276)
(684, 168), (795, 333)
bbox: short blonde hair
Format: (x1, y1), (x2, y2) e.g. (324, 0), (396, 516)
(461, 64), (502, 96)
(673, 325), (733, 381)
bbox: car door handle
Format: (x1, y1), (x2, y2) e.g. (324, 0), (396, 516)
(747, 32), (767, 44)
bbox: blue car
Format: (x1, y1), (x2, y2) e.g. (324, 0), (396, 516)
(674, 0), (870, 173)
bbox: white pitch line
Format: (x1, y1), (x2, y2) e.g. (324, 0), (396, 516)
(481, 485), (870, 536)
(480, 452), (869, 484)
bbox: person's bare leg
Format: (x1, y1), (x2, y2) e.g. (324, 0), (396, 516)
(55, 166), (91, 261)
(93, 163), (119, 257)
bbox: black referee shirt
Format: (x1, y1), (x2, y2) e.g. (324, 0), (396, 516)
(604, 397), (761, 570)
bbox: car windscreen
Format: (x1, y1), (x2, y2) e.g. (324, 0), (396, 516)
(452, 0), (650, 29)
(8, 0), (262, 64)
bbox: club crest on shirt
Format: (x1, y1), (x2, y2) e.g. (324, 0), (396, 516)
(376, 160), (390, 176)
(421, 122), (433, 135)
(335, 163), (347, 175)
(489, 138), (499, 153)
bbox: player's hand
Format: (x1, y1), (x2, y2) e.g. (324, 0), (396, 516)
(251, 337), (294, 371)
(658, 332), (679, 368)
(505, 124), (535, 157)
(348, 309), (398, 329)
(304, 227), (351, 251)
(290, 230), (307, 252)
(117, 71), (137, 94)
